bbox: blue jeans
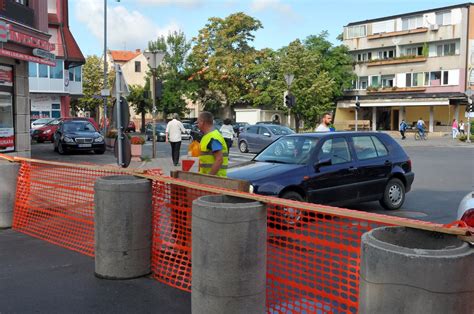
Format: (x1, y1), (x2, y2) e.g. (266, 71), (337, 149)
(418, 128), (425, 137)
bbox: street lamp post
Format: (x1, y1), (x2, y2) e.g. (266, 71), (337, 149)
(143, 50), (165, 159)
(102, 0), (108, 136)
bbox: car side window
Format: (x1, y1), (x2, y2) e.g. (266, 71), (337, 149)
(258, 127), (269, 135)
(247, 126), (258, 134)
(353, 136), (378, 160)
(318, 138), (352, 165)
(371, 136), (388, 157)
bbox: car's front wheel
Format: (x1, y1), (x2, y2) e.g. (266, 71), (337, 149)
(380, 178), (405, 210)
(57, 142), (65, 155)
(281, 191), (304, 226)
(239, 141), (248, 153)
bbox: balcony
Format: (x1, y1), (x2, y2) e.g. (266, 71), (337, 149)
(367, 56), (427, 67)
(1, 0), (34, 27)
(366, 87), (426, 94)
(367, 28), (428, 40)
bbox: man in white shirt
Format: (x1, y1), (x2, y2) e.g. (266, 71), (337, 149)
(315, 113), (332, 132)
(166, 113), (186, 166)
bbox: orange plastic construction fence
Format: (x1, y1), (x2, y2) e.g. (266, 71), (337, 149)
(5, 156), (469, 313)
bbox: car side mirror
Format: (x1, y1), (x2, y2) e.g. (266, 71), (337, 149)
(314, 157), (332, 172)
(263, 132), (271, 137)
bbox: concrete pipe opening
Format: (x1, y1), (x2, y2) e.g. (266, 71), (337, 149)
(359, 226), (474, 314)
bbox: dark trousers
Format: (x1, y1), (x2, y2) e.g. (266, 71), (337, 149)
(224, 137), (233, 149)
(400, 130), (405, 139)
(170, 141), (181, 166)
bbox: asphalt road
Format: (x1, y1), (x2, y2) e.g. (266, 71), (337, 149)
(31, 138), (473, 224)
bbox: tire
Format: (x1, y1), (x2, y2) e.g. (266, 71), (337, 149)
(95, 149), (105, 155)
(239, 140), (248, 153)
(414, 133), (420, 140)
(281, 191), (304, 225)
(57, 143), (65, 155)
(379, 178), (405, 210)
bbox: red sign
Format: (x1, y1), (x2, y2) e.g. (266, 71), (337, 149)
(0, 68), (12, 83)
(8, 27), (55, 51)
(0, 48), (56, 66)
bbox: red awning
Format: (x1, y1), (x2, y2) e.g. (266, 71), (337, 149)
(61, 26), (85, 69)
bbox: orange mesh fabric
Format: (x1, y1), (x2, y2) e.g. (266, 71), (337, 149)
(13, 161), (126, 256)
(150, 180), (217, 292)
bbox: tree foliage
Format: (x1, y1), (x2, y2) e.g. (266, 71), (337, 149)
(127, 84), (151, 132)
(76, 55), (103, 117)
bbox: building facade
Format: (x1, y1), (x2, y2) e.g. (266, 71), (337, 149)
(336, 3), (472, 132)
(0, 0), (55, 156)
(28, 0), (85, 122)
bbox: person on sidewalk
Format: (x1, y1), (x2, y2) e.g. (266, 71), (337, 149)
(166, 113), (186, 167)
(459, 120), (465, 135)
(416, 117), (426, 138)
(315, 113), (332, 132)
(452, 119), (459, 139)
(197, 111), (228, 177)
(219, 118), (235, 149)
(399, 119), (408, 140)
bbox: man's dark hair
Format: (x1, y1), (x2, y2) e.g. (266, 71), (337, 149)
(199, 111), (214, 125)
(224, 118), (232, 125)
(321, 112), (332, 121)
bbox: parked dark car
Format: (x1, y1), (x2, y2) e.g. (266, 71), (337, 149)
(228, 132), (414, 215)
(53, 120), (105, 155)
(145, 122), (166, 142)
(125, 120), (136, 133)
(33, 117), (98, 143)
(238, 124), (295, 153)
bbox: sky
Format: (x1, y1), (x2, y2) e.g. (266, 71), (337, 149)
(69, 0), (464, 57)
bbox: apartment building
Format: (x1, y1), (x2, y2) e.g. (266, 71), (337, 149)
(336, 3), (472, 132)
(28, 0), (84, 122)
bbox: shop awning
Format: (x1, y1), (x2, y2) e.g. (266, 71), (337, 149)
(61, 26), (85, 69)
(337, 99), (450, 108)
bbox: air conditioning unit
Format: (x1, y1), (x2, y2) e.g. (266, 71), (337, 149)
(430, 24), (439, 31)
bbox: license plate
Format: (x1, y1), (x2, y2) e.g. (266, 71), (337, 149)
(78, 144), (92, 148)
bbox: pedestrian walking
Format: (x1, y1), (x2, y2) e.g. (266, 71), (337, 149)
(459, 120), (465, 135)
(416, 117), (426, 138)
(166, 113), (186, 167)
(197, 111), (228, 177)
(399, 119), (408, 140)
(219, 118), (235, 149)
(315, 113), (332, 132)
(452, 119), (459, 139)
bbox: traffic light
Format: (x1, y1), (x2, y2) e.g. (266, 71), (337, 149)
(284, 92), (295, 108)
(467, 97), (474, 112)
(355, 96), (361, 110)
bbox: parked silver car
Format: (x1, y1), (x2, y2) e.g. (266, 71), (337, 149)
(238, 124), (294, 153)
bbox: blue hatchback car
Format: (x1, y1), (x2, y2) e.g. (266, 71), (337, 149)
(228, 132), (414, 210)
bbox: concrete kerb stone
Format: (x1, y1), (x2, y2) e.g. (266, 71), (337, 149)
(0, 161), (20, 228)
(192, 195), (267, 314)
(94, 175), (152, 280)
(359, 226), (474, 314)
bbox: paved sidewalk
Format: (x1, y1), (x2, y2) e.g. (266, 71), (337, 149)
(0, 229), (191, 314)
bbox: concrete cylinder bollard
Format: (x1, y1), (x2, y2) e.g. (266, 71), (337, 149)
(0, 161), (20, 228)
(192, 195), (266, 314)
(94, 175), (152, 279)
(359, 226), (474, 314)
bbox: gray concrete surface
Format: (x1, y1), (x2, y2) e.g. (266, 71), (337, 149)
(359, 227), (474, 314)
(0, 229), (191, 314)
(0, 161), (20, 228)
(94, 175), (152, 279)
(192, 195), (267, 314)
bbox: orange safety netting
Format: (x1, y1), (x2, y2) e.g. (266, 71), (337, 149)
(5, 156), (468, 313)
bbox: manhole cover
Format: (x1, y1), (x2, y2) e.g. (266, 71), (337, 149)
(388, 210), (428, 218)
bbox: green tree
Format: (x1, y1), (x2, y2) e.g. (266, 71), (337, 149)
(188, 12), (263, 115)
(127, 84), (151, 132)
(148, 30), (192, 117)
(76, 55), (104, 119)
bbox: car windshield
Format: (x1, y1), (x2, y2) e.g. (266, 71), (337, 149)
(155, 124), (166, 131)
(45, 119), (60, 126)
(268, 125), (295, 135)
(63, 121), (96, 132)
(254, 136), (319, 165)
(33, 118), (53, 124)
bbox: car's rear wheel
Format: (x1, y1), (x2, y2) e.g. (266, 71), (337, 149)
(239, 141), (248, 153)
(380, 178), (405, 210)
(281, 191), (304, 225)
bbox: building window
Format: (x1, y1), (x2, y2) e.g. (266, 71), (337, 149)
(69, 69), (74, 81)
(358, 76), (368, 89)
(412, 72), (424, 87)
(428, 71), (442, 86)
(442, 71), (449, 85)
(0, 93), (14, 152)
(49, 60), (63, 79)
(370, 76), (380, 87)
(38, 64), (48, 78)
(346, 25), (366, 39)
(436, 43), (456, 56)
(51, 104), (61, 118)
(436, 11), (451, 26)
(381, 75), (394, 88)
(74, 66), (82, 82)
(14, 0), (28, 5)
(404, 46), (423, 56)
(402, 15), (423, 30)
(406, 73), (412, 87)
(28, 63), (37, 77)
(357, 52), (371, 62)
(372, 20), (395, 34)
(377, 49), (394, 60)
(135, 61), (141, 72)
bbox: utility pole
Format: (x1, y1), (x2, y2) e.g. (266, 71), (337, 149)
(115, 64), (123, 166)
(465, 89), (473, 143)
(355, 96), (360, 131)
(101, 0), (108, 136)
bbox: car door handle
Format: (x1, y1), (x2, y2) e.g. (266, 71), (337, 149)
(348, 166), (358, 172)
(384, 160), (392, 166)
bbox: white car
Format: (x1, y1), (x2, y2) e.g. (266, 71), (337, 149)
(31, 118), (55, 131)
(457, 191), (474, 228)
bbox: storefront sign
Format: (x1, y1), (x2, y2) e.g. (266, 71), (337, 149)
(8, 27), (55, 51)
(0, 128), (14, 152)
(0, 65), (12, 86)
(33, 48), (56, 61)
(0, 48), (56, 66)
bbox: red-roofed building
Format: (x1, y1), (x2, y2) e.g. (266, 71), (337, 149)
(29, 0), (85, 129)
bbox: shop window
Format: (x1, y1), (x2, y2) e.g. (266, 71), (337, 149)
(74, 66), (82, 82)
(50, 60), (63, 79)
(0, 93), (14, 152)
(51, 104), (61, 118)
(39, 64), (48, 78)
(28, 63), (37, 77)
